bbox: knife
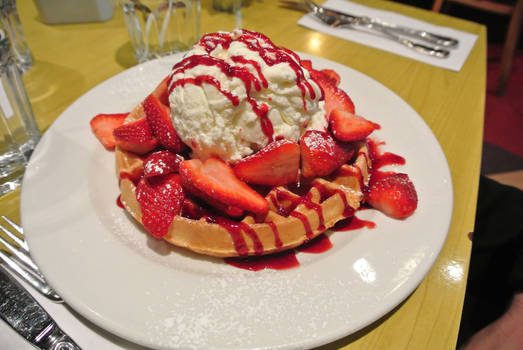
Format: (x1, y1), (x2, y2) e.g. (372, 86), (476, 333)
(315, 6), (459, 48)
(0, 267), (81, 350)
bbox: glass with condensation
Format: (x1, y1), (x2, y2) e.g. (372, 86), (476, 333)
(0, 31), (40, 195)
(0, 0), (33, 72)
(121, 0), (201, 63)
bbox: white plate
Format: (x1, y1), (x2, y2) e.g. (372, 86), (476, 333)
(21, 53), (453, 350)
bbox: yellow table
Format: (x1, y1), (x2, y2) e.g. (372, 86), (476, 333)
(3, 0), (485, 349)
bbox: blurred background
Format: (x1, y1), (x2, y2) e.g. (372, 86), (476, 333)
(392, 0), (523, 190)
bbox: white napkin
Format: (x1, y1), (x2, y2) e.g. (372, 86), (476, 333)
(298, 0), (478, 71)
(0, 274), (146, 349)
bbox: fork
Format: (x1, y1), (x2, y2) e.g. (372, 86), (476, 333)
(0, 216), (62, 302)
(281, 0), (452, 58)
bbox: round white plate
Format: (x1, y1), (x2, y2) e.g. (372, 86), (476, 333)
(21, 53), (453, 350)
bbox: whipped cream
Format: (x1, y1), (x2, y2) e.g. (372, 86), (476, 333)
(168, 29), (327, 163)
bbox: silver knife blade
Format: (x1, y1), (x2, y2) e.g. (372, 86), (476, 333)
(0, 267), (81, 350)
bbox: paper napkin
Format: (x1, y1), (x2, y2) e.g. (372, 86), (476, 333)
(298, 0), (478, 71)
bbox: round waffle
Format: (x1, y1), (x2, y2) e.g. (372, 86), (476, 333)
(115, 106), (371, 257)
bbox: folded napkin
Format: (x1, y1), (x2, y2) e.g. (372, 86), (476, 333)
(298, 0), (478, 71)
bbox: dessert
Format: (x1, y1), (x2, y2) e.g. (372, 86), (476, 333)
(90, 29), (418, 259)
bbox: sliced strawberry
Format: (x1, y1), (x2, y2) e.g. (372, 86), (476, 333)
(366, 173), (418, 219)
(320, 69), (340, 86)
(234, 139), (300, 186)
(113, 117), (158, 154)
(301, 59), (313, 71)
(205, 197), (245, 218)
(143, 94), (186, 153)
(152, 76), (170, 106)
(329, 109), (379, 142)
(300, 130), (354, 178)
(143, 150), (184, 178)
(311, 71), (355, 116)
(136, 173), (184, 238)
(181, 197), (209, 219)
(90, 113), (127, 150)
(179, 157), (268, 215)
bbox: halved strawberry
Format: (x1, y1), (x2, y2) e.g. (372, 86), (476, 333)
(300, 130), (354, 178)
(320, 69), (340, 86)
(329, 109), (379, 142)
(234, 139), (300, 186)
(365, 173), (418, 219)
(143, 150), (184, 178)
(90, 113), (127, 150)
(113, 117), (158, 154)
(311, 71), (355, 116)
(152, 76), (170, 106)
(179, 157), (268, 215)
(143, 94), (186, 153)
(136, 173), (184, 238)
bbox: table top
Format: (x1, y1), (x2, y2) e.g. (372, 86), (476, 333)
(1, 0), (485, 349)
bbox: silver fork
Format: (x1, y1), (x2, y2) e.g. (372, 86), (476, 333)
(0, 216), (62, 302)
(281, 0), (452, 58)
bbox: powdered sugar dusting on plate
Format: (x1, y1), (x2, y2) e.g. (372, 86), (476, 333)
(141, 270), (361, 349)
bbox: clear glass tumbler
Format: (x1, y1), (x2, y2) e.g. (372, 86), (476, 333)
(212, 0), (242, 29)
(121, 0), (201, 63)
(0, 0), (33, 73)
(0, 31), (40, 195)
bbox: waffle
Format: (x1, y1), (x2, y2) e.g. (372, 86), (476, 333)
(115, 106), (371, 257)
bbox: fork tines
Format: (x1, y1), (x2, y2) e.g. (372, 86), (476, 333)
(0, 216), (63, 302)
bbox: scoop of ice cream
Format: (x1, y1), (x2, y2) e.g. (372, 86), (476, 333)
(168, 29), (327, 163)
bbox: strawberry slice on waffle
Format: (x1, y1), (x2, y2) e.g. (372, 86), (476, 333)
(143, 150), (184, 178)
(366, 173), (418, 219)
(234, 139), (300, 186)
(180, 157), (269, 216)
(330, 109), (380, 142)
(300, 130), (354, 178)
(143, 94), (186, 153)
(90, 113), (127, 150)
(113, 117), (158, 154)
(136, 173), (185, 238)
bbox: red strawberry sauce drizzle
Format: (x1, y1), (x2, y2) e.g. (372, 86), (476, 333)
(266, 221), (283, 249)
(167, 30), (318, 142)
(225, 234), (332, 271)
(332, 216), (376, 231)
(116, 195), (124, 209)
(296, 233), (332, 253)
(367, 138), (405, 182)
(205, 215), (264, 256)
(225, 250), (299, 271)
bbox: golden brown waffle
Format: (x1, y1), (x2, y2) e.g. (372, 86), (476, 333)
(115, 106), (371, 257)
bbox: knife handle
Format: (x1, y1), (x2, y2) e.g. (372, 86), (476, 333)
(36, 323), (81, 350)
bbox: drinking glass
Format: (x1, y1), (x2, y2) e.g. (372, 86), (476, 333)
(0, 0), (33, 72)
(121, 0), (201, 63)
(212, 0), (242, 29)
(0, 31), (40, 195)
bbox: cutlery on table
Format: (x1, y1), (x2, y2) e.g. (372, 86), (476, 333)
(0, 267), (81, 350)
(0, 216), (62, 302)
(281, 0), (459, 58)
